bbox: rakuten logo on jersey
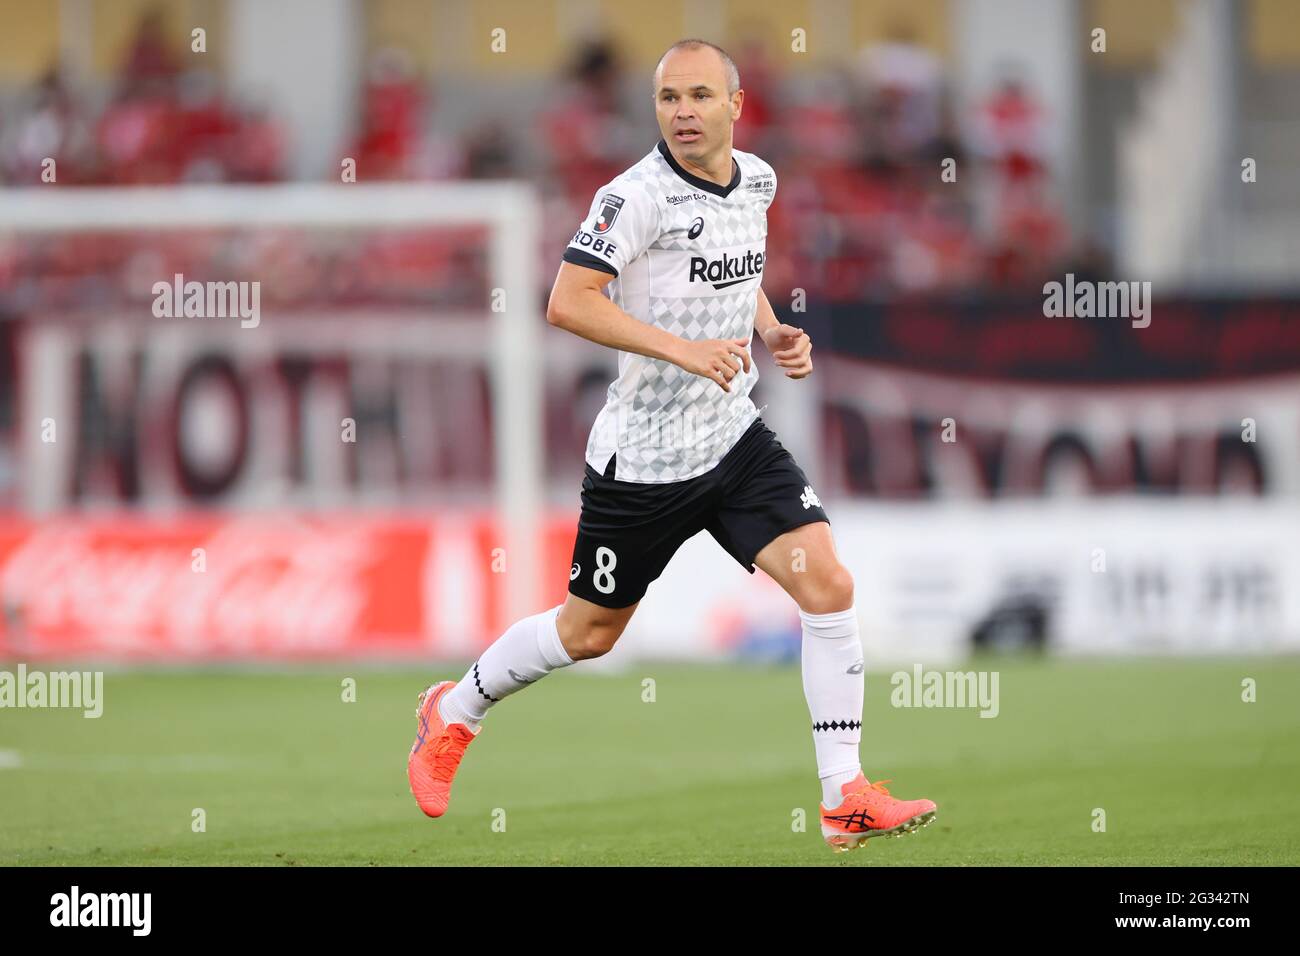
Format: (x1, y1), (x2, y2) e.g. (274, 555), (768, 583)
(689, 250), (765, 289)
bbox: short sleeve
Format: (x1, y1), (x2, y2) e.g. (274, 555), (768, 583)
(562, 183), (659, 277)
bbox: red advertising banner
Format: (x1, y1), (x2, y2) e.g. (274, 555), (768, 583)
(0, 514), (577, 661)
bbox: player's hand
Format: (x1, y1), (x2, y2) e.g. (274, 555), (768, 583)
(761, 323), (813, 379)
(676, 338), (752, 392)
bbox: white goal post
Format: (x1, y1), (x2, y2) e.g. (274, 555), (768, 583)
(0, 182), (543, 621)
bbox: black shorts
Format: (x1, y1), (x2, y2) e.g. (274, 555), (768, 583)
(567, 417), (831, 609)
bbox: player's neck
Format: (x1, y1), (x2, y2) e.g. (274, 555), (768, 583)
(668, 142), (734, 188)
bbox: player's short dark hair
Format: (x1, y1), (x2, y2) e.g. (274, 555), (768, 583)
(654, 39), (740, 96)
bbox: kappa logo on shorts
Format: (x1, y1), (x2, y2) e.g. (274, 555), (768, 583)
(593, 194), (624, 234)
(800, 484), (822, 509)
(570, 563), (581, 580)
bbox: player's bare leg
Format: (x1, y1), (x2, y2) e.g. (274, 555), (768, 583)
(555, 592), (639, 661)
(754, 522), (937, 850)
(407, 593), (638, 817)
(754, 520), (852, 613)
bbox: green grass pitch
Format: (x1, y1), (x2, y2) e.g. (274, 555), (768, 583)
(2, 656), (1297, 865)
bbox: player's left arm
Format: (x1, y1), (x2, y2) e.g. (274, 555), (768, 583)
(755, 286), (812, 379)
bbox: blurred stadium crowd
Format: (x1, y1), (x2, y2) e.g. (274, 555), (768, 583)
(0, 10), (1098, 308)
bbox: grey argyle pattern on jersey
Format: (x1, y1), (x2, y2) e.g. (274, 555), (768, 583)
(607, 288), (761, 482)
(654, 193), (768, 252)
(578, 143), (776, 483)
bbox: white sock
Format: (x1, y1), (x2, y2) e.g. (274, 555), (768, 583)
(438, 605), (573, 732)
(799, 605), (864, 808)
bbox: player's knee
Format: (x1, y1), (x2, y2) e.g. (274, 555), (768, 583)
(566, 622), (624, 660)
(556, 608), (627, 661)
(801, 564), (855, 615)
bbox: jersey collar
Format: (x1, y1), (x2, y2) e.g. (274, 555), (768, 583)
(656, 139), (741, 198)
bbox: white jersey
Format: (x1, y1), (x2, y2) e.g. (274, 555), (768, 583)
(563, 138), (777, 483)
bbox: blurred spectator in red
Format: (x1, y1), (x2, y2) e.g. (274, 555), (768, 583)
(973, 73), (1048, 182)
(95, 86), (175, 183)
(539, 40), (639, 203)
(463, 122), (515, 179)
(223, 102), (285, 183)
(344, 48), (464, 181)
(347, 49), (425, 180)
(170, 72), (238, 181)
(853, 23), (944, 166)
(1, 68), (94, 184)
(971, 72), (1066, 289)
(789, 72), (861, 173)
(984, 179), (1069, 290)
(729, 36), (779, 156)
(121, 6), (180, 89)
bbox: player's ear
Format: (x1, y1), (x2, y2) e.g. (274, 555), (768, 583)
(731, 88), (744, 122)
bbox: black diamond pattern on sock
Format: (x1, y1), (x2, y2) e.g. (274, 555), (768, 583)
(812, 719), (862, 732)
(472, 662), (499, 703)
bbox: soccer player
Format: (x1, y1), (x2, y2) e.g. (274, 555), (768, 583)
(408, 39), (937, 851)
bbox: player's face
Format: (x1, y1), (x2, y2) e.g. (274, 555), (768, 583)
(654, 48), (742, 165)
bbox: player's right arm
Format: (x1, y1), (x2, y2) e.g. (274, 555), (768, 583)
(549, 181), (750, 392)
(546, 262), (751, 392)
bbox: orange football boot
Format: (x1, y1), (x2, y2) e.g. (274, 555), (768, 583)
(407, 681), (477, 817)
(820, 773), (937, 851)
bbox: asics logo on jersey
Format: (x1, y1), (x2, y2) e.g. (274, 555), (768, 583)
(689, 249), (765, 289)
(570, 563), (581, 580)
(593, 194), (624, 233)
(687, 217), (704, 240)
(847, 659), (865, 675)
